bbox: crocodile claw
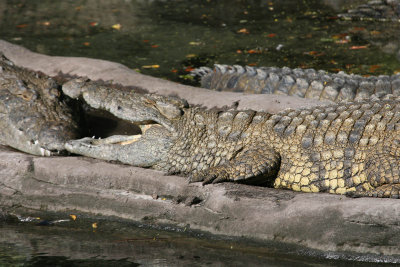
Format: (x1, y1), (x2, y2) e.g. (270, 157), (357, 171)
(188, 168), (229, 185)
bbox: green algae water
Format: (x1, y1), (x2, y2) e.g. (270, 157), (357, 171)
(1, 0), (400, 265)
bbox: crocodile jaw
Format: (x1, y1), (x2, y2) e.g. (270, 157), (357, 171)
(65, 123), (174, 167)
(0, 119), (52, 156)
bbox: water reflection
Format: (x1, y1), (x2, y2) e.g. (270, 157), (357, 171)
(0, 217), (398, 266)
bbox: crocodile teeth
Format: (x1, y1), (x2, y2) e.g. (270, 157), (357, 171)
(40, 147), (51, 157)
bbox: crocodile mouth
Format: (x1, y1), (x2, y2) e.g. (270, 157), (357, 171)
(81, 108), (166, 146)
(87, 124), (158, 146)
(64, 109), (173, 167)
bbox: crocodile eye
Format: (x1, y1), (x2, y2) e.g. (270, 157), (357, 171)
(143, 98), (156, 107)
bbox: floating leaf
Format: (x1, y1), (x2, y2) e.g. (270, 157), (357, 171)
(189, 41), (202, 46)
(16, 24), (28, 28)
(111, 23), (121, 30)
(369, 65), (381, 72)
(335, 39), (349, 44)
(89, 22), (98, 27)
(349, 45), (368, 50)
(184, 66), (195, 72)
(237, 28), (249, 34)
(70, 214), (77, 221)
(303, 51), (324, 56)
(83, 42), (90, 46)
(236, 49), (242, 54)
(179, 74), (194, 80)
(320, 38), (334, 42)
(143, 40), (149, 43)
(41, 21), (51, 26)
(247, 49), (262, 54)
(331, 68), (342, 72)
(332, 33), (348, 39)
(345, 64), (354, 69)
(248, 63), (257, 66)
(151, 44), (159, 48)
(92, 222), (98, 229)
(266, 33), (276, 38)
(171, 69), (178, 73)
(185, 54), (197, 58)
(142, 65), (160, 69)
(352, 27), (365, 31)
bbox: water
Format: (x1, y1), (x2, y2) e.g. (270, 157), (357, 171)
(0, 0), (400, 265)
(0, 213), (398, 266)
(0, 0), (399, 87)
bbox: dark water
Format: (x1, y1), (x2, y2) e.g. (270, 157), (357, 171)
(0, 213), (398, 266)
(0, 0), (399, 86)
(1, 0), (400, 265)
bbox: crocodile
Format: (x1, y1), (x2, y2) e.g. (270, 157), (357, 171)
(193, 64), (400, 102)
(62, 78), (400, 198)
(0, 54), (80, 156)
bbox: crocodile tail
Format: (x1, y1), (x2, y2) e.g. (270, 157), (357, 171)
(338, 0), (400, 22)
(193, 64), (400, 103)
(191, 66), (213, 88)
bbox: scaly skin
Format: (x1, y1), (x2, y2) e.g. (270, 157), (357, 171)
(64, 79), (400, 198)
(193, 65), (400, 102)
(0, 54), (80, 155)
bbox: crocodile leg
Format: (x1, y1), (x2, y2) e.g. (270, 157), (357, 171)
(347, 150), (400, 198)
(188, 148), (280, 185)
(347, 184), (400, 198)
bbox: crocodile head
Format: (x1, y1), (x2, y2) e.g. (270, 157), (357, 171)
(0, 55), (79, 156)
(63, 78), (188, 167)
